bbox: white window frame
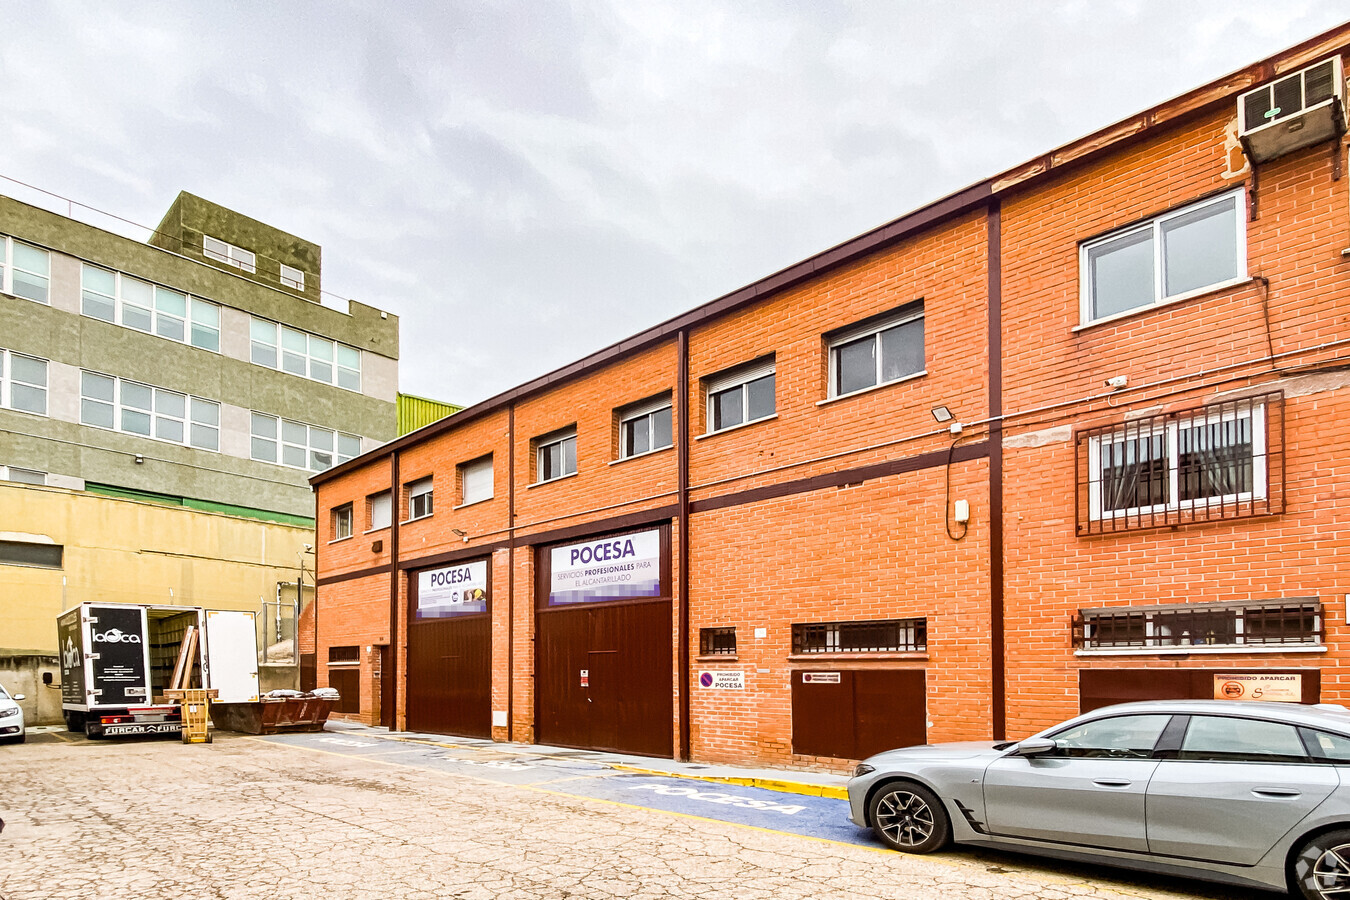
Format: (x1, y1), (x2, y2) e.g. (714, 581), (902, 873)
(827, 305), (925, 399)
(406, 477), (434, 521)
(0, 349), (49, 416)
(249, 412), (361, 472)
(618, 396), (673, 459)
(332, 504), (353, 541)
(279, 263), (305, 291)
(203, 235), (256, 273)
(78, 371), (220, 450)
(1, 466), (46, 485)
(1, 236), (51, 304)
(705, 359), (776, 434)
(535, 428), (577, 484)
(79, 264), (221, 351)
(249, 317), (362, 392)
(458, 455), (494, 507)
(367, 491), (392, 532)
(1079, 189), (1247, 325)
(1087, 403), (1267, 521)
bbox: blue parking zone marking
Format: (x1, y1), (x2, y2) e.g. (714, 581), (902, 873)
(262, 732), (877, 847)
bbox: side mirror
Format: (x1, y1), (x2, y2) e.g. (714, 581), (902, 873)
(1013, 737), (1057, 757)
(12, 694), (25, 702)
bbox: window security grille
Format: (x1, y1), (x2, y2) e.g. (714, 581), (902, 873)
(1073, 599), (1322, 650)
(792, 619), (926, 654)
(699, 627), (737, 656)
(1076, 392), (1283, 535)
(328, 646), (360, 664)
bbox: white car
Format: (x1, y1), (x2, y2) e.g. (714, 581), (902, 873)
(0, 683), (26, 744)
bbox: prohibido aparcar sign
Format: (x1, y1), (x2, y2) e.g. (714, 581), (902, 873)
(416, 560), (489, 619)
(549, 529), (662, 605)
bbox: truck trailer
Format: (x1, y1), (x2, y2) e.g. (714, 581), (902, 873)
(58, 602), (260, 738)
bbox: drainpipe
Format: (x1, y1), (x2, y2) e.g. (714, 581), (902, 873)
(678, 328), (691, 761)
(389, 450), (400, 730)
(507, 403), (516, 742)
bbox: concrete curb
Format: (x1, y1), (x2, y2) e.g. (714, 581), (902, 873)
(610, 764), (849, 800)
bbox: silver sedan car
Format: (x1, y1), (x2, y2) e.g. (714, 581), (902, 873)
(848, 700), (1350, 899)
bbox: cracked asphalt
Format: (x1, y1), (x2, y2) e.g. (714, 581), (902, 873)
(0, 732), (1271, 900)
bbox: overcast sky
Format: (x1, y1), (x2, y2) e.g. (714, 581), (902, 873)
(3, 2), (1345, 406)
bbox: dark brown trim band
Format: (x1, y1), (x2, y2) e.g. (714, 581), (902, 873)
(388, 450), (401, 727)
(987, 203), (1006, 742)
(677, 328), (692, 762)
(316, 562), (394, 587)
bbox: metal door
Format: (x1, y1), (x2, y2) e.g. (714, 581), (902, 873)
(791, 669), (926, 759)
(203, 610), (260, 703)
(406, 616), (491, 737)
(86, 605), (151, 707)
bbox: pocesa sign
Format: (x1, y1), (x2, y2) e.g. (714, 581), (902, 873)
(548, 529), (662, 605)
(416, 560), (489, 618)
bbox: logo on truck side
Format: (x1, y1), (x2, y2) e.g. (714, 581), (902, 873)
(62, 636), (81, 670)
(93, 628), (141, 644)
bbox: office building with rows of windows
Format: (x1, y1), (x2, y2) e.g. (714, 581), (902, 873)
(306, 25), (1350, 771)
(0, 191), (398, 723)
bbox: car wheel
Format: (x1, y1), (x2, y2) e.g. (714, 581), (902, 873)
(1291, 830), (1350, 899)
(868, 781), (950, 854)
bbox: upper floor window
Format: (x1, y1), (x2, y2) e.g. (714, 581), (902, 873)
(458, 455), (493, 506)
(1077, 392), (1282, 534)
(535, 428), (577, 483)
(1081, 189), (1245, 324)
(279, 264), (305, 291)
(792, 618), (926, 654)
(79, 370), (220, 450)
(250, 318), (362, 392)
(618, 395), (672, 458)
(332, 504), (353, 541)
(2, 466), (46, 485)
(705, 358), (775, 434)
(0, 349), (48, 416)
(1, 237), (50, 304)
(249, 412), (360, 472)
(80, 264), (220, 352)
(203, 235), (256, 273)
(1074, 599), (1322, 651)
(368, 491), (391, 531)
(828, 304), (925, 398)
(406, 477), (433, 520)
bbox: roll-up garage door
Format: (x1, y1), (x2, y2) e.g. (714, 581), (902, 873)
(406, 559), (492, 737)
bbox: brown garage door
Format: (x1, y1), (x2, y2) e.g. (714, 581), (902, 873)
(406, 560), (493, 738)
(1079, 668), (1320, 713)
(791, 669), (926, 760)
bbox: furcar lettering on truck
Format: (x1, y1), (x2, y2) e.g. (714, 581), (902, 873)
(570, 539), (636, 566)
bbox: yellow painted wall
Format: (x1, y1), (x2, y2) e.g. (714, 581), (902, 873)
(0, 482), (313, 655)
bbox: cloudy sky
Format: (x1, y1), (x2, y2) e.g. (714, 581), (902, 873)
(3, 2), (1345, 405)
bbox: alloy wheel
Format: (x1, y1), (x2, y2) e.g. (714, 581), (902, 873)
(1311, 843), (1350, 898)
(875, 789), (936, 848)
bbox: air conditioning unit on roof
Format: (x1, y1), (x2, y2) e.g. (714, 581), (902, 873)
(1237, 56), (1345, 164)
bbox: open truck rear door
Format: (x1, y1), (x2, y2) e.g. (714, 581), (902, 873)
(86, 604), (152, 707)
(203, 610), (260, 703)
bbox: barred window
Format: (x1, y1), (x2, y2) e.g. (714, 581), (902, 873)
(699, 627), (737, 656)
(328, 645), (359, 664)
(792, 619), (926, 654)
(1074, 599), (1321, 650)
(1077, 393), (1283, 534)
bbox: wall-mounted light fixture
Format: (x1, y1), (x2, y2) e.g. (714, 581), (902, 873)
(451, 528), (469, 543)
(134, 454), (144, 464)
(930, 405), (953, 423)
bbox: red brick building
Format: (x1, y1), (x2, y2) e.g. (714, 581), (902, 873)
(308, 26), (1350, 770)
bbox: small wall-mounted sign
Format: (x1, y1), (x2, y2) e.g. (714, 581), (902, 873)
(580, 669), (589, 688)
(801, 672), (841, 684)
(1213, 672), (1301, 702)
(698, 670), (745, 690)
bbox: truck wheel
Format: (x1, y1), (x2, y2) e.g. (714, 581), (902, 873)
(84, 721), (103, 740)
(64, 711), (85, 733)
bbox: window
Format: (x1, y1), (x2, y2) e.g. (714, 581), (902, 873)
(458, 455), (493, 506)
(280, 263), (305, 291)
(1074, 599), (1322, 651)
(792, 618), (926, 654)
(705, 358), (775, 433)
(79, 264), (220, 351)
(2, 237), (50, 303)
(368, 491), (391, 531)
(249, 318), (362, 391)
(1047, 714), (1171, 759)
(327, 645), (359, 664)
(0, 350), (48, 415)
(1178, 716), (1307, 763)
(700, 627), (737, 656)
(79, 371), (220, 450)
(536, 428), (577, 483)
(250, 412), (361, 472)
(2, 466), (46, 485)
(1081, 190), (1245, 323)
(618, 396), (673, 458)
(332, 504), (353, 541)
(828, 304), (925, 398)
(407, 477), (433, 520)
(0, 538), (63, 569)
(203, 235), (256, 273)
(1078, 393), (1282, 533)
(1301, 729), (1350, 763)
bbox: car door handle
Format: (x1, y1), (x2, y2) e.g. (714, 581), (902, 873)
(1093, 779), (1132, 788)
(1253, 788), (1301, 798)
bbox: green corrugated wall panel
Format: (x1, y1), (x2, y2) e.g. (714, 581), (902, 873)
(398, 393), (462, 436)
(85, 483), (314, 528)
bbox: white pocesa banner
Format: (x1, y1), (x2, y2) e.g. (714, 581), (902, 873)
(417, 560), (489, 618)
(548, 529), (662, 605)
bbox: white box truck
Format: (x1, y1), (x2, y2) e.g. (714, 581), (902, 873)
(57, 602), (260, 738)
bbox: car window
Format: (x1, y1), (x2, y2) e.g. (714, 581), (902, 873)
(1179, 715), (1308, 763)
(1048, 714), (1171, 759)
(1301, 728), (1350, 762)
